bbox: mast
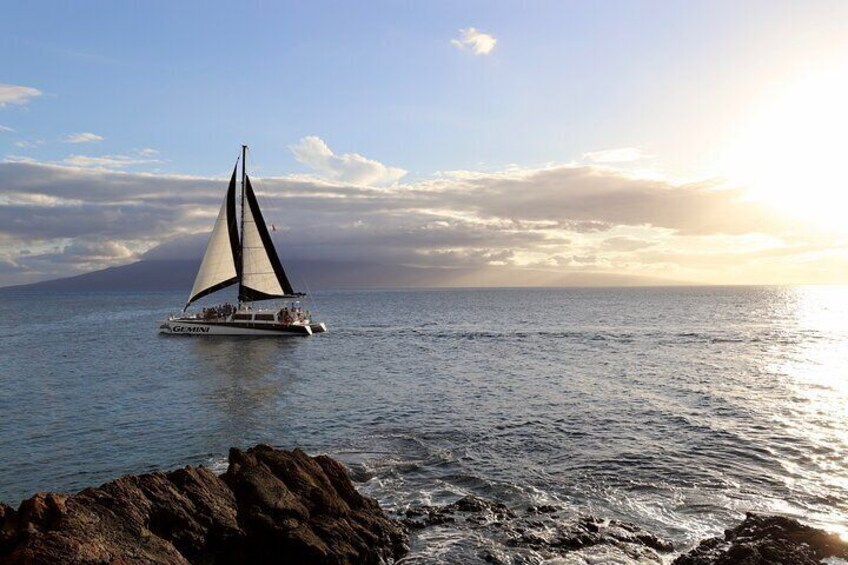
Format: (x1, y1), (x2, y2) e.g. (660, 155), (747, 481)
(239, 144), (247, 303)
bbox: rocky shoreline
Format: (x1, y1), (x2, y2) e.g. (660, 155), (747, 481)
(1, 445), (846, 564)
(0, 445), (405, 564)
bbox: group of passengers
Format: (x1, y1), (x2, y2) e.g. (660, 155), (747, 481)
(200, 303), (235, 320)
(277, 304), (307, 325)
(198, 302), (308, 324)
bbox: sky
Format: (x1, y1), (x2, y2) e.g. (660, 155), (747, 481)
(1, 0), (847, 287)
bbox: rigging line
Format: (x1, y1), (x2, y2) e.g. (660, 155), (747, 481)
(301, 274), (321, 320)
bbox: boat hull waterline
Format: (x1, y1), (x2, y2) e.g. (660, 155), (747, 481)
(159, 319), (327, 336)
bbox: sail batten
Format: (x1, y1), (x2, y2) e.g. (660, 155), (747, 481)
(238, 176), (297, 301)
(184, 167), (240, 309)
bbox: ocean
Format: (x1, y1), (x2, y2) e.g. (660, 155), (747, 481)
(1, 286), (846, 562)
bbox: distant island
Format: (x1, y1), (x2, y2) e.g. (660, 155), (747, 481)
(0, 259), (683, 293)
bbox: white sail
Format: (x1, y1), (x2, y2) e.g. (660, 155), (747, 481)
(239, 177), (296, 300)
(185, 170), (239, 308)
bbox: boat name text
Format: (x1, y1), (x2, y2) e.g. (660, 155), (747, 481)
(172, 325), (210, 333)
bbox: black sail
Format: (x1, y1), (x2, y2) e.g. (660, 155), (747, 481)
(238, 176), (298, 302)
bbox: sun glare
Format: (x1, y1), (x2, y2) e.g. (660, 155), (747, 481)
(723, 66), (848, 233)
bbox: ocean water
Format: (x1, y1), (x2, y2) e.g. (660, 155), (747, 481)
(1, 286), (847, 561)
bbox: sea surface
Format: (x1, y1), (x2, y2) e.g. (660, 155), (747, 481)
(1, 286), (847, 562)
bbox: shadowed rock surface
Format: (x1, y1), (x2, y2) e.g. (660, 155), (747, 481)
(672, 512), (848, 565)
(0, 445), (407, 564)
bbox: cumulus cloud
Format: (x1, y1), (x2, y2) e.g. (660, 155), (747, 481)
(451, 27), (498, 55)
(0, 84), (42, 107)
(289, 136), (406, 186)
(63, 132), (104, 144)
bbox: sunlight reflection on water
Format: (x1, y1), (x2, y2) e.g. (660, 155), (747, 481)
(777, 286), (848, 540)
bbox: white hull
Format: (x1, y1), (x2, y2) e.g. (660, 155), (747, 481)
(159, 318), (327, 337)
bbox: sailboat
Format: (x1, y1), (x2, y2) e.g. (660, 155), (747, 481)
(159, 146), (326, 336)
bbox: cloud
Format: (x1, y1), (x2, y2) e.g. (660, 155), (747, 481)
(0, 125), (14, 133)
(0, 84), (42, 107)
(289, 136), (406, 186)
(3, 239), (138, 283)
(30, 240), (135, 265)
(582, 148), (643, 163)
(451, 27), (497, 55)
(63, 132), (104, 144)
(601, 236), (656, 251)
(443, 166), (792, 235)
(59, 152), (162, 170)
(14, 140), (44, 149)
(0, 155), (835, 287)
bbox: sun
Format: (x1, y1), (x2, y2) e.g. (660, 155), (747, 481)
(722, 65), (848, 233)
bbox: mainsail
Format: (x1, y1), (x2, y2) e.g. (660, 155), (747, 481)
(238, 176), (298, 301)
(185, 167), (240, 309)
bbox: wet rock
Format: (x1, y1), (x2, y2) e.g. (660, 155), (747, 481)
(403, 495), (674, 563)
(505, 515), (673, 555)
(672, 512), (848, 565)
(0, 445), (407, 564)
(479, 548), (508, 564)
(446, 495), (510, 515)
(402, 496), (516, 531)
(401, 497), (847, 564)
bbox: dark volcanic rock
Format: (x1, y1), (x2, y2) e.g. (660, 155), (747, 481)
(223, 445), (407, 564)
(401, 496), (848, 563)
(673, 512), (848, 565)
(402, 494), (674, 562)
(0, 445), (407, 565)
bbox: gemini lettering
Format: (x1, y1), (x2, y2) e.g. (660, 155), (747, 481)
(172, 325), (210, 333)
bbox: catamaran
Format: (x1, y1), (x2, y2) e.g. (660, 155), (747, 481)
(159, 146), (326, 336)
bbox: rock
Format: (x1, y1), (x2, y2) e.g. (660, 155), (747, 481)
(223, 445), (408, 564)
(403, 495), (674, 562)
(0, 445), (407, 564)
(672, 512), (848, 565)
